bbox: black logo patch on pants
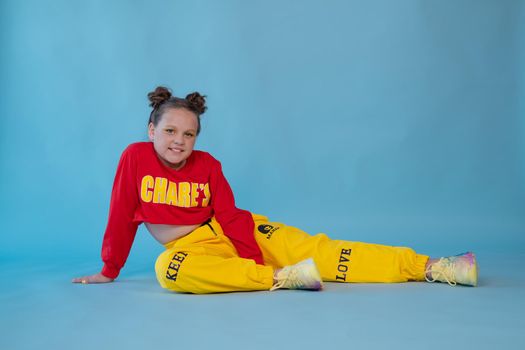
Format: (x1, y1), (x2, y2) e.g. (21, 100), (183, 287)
(165, 251), (188, 282)
(257, 224), (280, 239)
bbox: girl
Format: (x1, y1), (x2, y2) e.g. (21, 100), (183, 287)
(72, 86), (478, 293)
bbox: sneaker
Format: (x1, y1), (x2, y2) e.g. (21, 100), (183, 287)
(425, 252), (478, 286)
(270, 258), (324, 291)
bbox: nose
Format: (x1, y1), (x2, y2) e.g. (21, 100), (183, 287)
(172, 132), (184, 145)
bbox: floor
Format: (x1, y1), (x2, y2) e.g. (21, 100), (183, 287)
(1, 249), (524, 350)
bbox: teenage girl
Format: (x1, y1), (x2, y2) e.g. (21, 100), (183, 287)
(72, 87), (478, 293)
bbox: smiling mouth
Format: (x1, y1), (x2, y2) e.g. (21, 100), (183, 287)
(169, 148), (184, 153)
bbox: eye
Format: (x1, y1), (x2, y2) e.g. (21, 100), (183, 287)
(184, 132), (195, 138)
(165, 129), (174, 134)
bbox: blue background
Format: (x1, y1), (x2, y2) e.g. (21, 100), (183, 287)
(1, 0), (523, 259)
(1, 1), (524, 349)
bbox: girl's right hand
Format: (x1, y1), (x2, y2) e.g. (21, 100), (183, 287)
(72, 272), (114, 284)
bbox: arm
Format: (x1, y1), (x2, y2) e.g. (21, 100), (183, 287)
(210, 160), (264, 265)
(73, 146), (140, 283)
(100, 146), (141, 279)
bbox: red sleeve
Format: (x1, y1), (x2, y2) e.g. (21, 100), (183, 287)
(100, 146), (140, 279)
(210, 160), (264, 265)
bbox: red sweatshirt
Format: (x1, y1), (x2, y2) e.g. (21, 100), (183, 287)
(100, 142), (264, 279)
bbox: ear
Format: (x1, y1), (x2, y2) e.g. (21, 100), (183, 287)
(148, 122), (155, 141)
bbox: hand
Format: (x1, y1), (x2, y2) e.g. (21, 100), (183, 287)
(72, 272), (114, 284)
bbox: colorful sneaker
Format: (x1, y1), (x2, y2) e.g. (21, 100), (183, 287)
(270, 258), (324, 291)
(425, 252), (478, 286)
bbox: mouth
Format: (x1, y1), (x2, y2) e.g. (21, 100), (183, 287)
(169, 147), (184, 153)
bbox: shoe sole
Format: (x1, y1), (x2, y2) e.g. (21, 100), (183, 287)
(460, 252), (478, 287)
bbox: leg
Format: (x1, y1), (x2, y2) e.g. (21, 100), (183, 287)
(155, 249), (274, 294)
(155, 218), (274, 294)
(252, 213), (428, 283)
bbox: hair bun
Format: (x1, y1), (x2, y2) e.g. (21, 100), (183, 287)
(148, 86), (172, 109)
(186, 92), (207, 115)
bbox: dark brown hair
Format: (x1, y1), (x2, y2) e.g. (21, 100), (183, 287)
(147, 86), (207, 135)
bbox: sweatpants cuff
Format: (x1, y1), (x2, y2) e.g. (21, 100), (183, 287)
(414, 254), (429, 281)
(261, 266), (275, 290)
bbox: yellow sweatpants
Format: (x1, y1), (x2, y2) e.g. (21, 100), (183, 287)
(155, 213), (429, 294)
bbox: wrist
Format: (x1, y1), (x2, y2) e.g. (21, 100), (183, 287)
(101, 264), (119, 279)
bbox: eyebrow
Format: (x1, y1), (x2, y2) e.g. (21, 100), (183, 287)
(164, 125), (197, 133)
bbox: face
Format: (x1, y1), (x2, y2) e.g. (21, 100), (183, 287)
(148, 108), (199, 170)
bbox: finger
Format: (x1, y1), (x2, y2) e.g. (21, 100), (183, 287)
(72, 277), (89, 284)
